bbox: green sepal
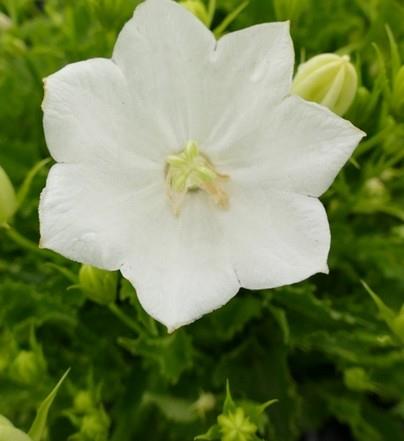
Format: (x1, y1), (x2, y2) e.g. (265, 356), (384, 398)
(194, 424), (221, 440)
(223, 380), (237, 414)
(361, 280), (395, 323)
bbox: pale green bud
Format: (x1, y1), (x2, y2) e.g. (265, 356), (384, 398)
(292, 53), (358, 116)
(392, 66), (404, 119)
(0, 13), (12, 31)
(0, 417), (32, 441)
(180, 1), (209, 25)
(0, 416), (13, 428)
(218, 407), (258, 441)
(80, 409), (110, 441)
(79, 265), (118, 305)
(11, 350), (46, 385)
(344, 367), (376, 392)
(74, 391), (94, 414)
(363, 177), (388, 200)
(0, 426), (32, 441)
(0, 165), (17, 227)
(192, 392), (216, 417)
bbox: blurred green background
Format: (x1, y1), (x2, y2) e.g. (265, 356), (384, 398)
(1, 0), (404, 440)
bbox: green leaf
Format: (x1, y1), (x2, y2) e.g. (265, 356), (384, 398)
(385, 25), (401, 79)
(28, 369), (70, 441)
(361, 280), (395, 323)
(118, 330), (194, 383)
(194, 424), (221, 440)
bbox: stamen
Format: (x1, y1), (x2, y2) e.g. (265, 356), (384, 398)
(166, 141), (229, 215)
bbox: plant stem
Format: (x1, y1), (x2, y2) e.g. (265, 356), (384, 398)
(207, 0), (216, 27)
(213, 1), (249, 38)
(108, 303), (144, 335)
(4, 226), (55, 259)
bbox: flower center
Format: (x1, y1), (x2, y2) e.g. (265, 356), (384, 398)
(165, 141), (229, 215)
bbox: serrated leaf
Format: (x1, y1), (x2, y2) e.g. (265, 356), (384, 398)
(118, 330), (193, 383)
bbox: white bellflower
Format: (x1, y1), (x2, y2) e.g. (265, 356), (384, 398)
(40, 0), (365, 330)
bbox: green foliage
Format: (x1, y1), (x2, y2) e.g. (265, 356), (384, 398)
(1, 0), (404, 440)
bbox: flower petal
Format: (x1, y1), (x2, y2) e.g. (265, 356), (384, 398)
(219, 95), (365, 197)
(121, 193), (240, 331)
(113, 0), (293, 153)
(202, 22), (294, 155)
(113, 0), (216, 150)
(40, 163), (239, 330)
(219, 176), (330, 289)
(43, 58), (167, 164)
(39, 162), (163, 270)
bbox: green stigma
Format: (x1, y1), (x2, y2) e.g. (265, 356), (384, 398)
(166, 141), (229, 215)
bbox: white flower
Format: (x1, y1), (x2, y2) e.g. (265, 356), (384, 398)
(39, 0), (365, 331)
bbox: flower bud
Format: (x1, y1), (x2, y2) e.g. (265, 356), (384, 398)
(0, 416), (13, 427)
(79, 265), (118, 305)
(0, 165), (17, 227)
(0, 416), (32, 441)
(11, 350), (46, 385)
(180, 1), (209, 25)
(80, 409), (110, 441)
(344, 367), (376, 392)
(74, 391), (94, 414)
(0, 13), (12, 31)
(362, 177), (388, 206)
(292, 53), (358, 116)
(392, 66), (404, 119)
(192, 392), (216, 417)
(218, 407), (258, 441)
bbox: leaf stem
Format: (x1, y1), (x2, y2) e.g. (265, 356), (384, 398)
(213, 1), (249, 38)
(17, 157), (52, 209)
(3, 226), (54, 258)
(207, 0), (216, 27)
(108, 303), (144, 335)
